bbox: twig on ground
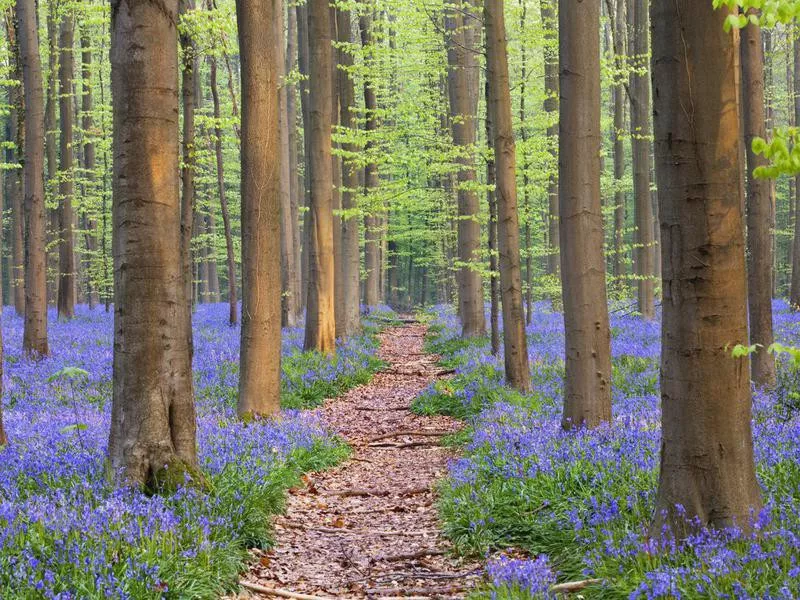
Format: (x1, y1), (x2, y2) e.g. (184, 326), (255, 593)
(367, 430), (451, 443)
(239, 581), (334, 600)
(550, 578), (603, 594)
(378, 548), (448, 562)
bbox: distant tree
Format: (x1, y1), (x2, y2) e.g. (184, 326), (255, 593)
(16, 0), (49, 357)
(80, 31), (100, 309)
(108, 0), (198, 488)
(559, 0), (612, 428)
(541, 0), (559, 279)
(179, 0), (197, 322)
(57, 11), (76, 320)
(793, 35), (800, 309)
(741, 9), (777, 388)
(650, 0), (762, 535)
(444, 0), (485, 338)
(610, 0), (626, 285)
(236, 0), (282, 417)
(304, 0), (337, 353)
(484, 0), (531, 392)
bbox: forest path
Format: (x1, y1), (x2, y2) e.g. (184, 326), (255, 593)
(238, 322), (482, 599)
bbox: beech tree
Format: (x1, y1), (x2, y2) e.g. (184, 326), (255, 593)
(559, 0), (612, 428)
(179, 0), (196, 322)
(237, 0), (282, 417)
(445, 0), (485, 338)
(741, 10), (776, 388)
(484, 0), (530, 392)
(17, 0), (49, 357)
(303, 0), (336, 353)
(108, 0), (198, 488)
(57, 11), (76, 320)
(650, 0), (762, 534)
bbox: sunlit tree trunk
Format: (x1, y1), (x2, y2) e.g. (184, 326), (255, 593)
(484, 0), (530, 392)
(445, 0), (485, 337)
(741, 10), (776, 388)
(304, 0), (337, 353)
(17, 0), (49, 357)
(336, 5), (362, 337)
(360, 10), (381, 308)
(650, 0), (762, 535)
(237, 0), (282, 417)
(57, 13), (76, 320)
(210, 56), (238, 325)
(559, 0), (612, 428)
(108, 0), (198, 489)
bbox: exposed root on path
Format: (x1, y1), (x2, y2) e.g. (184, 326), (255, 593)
(238, 324), (481, 598)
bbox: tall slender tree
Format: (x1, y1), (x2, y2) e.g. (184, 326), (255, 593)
(17, 0), (49, 357)
(650, 0), (762, 534)
(179, 0), (196, 322)
(237, 0), (282, 417)
(337, 4), (361, 337)
(610, 0), (626, 285)
(630, 0), (655, 319)
(792, 34), (800, 309)
(741, 10), (776, 388)
(542, 0), (560, 280)
(559, 0), (612, 428)
(80, 32), (100, 309)
(108, 0), (198, 488)
(57, 11), (76, 320)
(484, 0), (530, 392)
(444, 0), (485, 337)
(304, 0), (336, 353)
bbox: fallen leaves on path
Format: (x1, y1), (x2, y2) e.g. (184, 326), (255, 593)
(238, 324), (482, 598)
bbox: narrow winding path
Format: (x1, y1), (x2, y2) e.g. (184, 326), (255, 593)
(239, 323), (481, 599)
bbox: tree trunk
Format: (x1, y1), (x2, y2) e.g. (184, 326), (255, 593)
(297, 1), (312, 311)
(611, 0), (626, 287)
(80, 33), (100, 310)
(45, 9), (59, 309)
(210, 56), (238, 325)
(360, 11), (381, 308)
(179, 0), (196, 326)
(630, 0), (655, 319)
(278, 0), (299, 328)
(205, 213), (221, 302)
(236, 0), (282, 417)
(559, 0), (612, 428)
(330, 7), (345, 335)
(286, 4), (303, 324)
(741, 10), (776, 388)
(792, 34), (800, 308)
(484, 0), (530, 392)
(17, 0), (49, 357)
(5, 18), (25, 317)
(444, 0), (485, 337)
(486, 79), (500, 357)
(303, 0), (337, 353)
(541, 0), (560, 279)
(336, 5), (362, 337)
(57, 14), (76, 320)
(108, 0), (198, 489)
(650, 0), (762, 535)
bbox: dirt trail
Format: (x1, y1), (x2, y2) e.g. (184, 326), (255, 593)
(239, 323), (482, 599)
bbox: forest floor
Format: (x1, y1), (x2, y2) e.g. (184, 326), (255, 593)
(238, 321), (482, 599)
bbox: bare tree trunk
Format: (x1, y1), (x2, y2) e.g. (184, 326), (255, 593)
(236, 0), (282, 417)
(179, 0), (196, 326)
(336, 5), (362, 337)
(486, 78), (500, 357)
(278, 0), (299, 328)
(297, 1), (312, 311)
(559, 0), (612, 428)
(484, 0), (530, 392)
(330, 7), (345, 335)
(360, 11), (381, 308)
(57, 14), (76, 320)
(287, 5), (303, 324)
(650, 0), (762, 535)
(17, 0), (49, 357)
(304, 0), (337, 353)
(541, 0), (560, 280)
(610, 0), (626, 287)
(80, 32), (100, 310)
(519, 0), (533, 324)
(792, 33), (800, 308)
(210, 56), (238, 325)
(741, 10), (776, 388)
(444, 0), (485, 337)
(5, 17), (25, 317)
(630, 0), (655, 319)
(45, 10), (60, 309)
(108, 0), (198, 489)
(205, 213), (221, 302)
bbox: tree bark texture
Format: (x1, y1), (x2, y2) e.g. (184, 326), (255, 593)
(57, 13), (76, 320)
